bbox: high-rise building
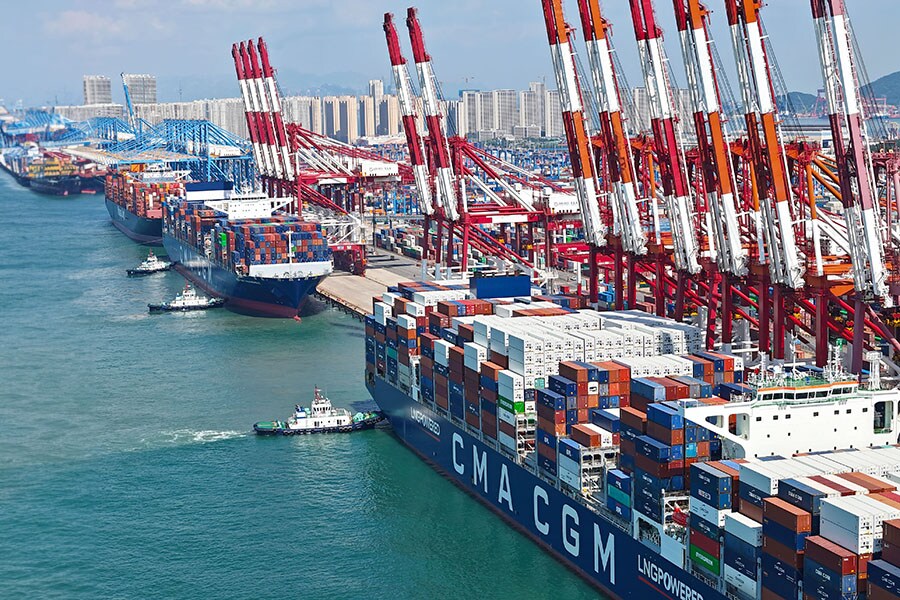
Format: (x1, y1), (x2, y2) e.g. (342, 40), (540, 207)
(519, 82), (545, 134)
(377, 95), (400, 136)
(358, 95), (377, 138)
(368, 79), (384, 105)
(478, 91), (495, 134)
(493, 89), (518, 134)
(544, 90), (563, 138)
(323, 96), (359, 143)
(460, 90), (479, 137)
(282, 96), (324, 135)
(83, 75), (112, 105)
(122, 74), (157, 104)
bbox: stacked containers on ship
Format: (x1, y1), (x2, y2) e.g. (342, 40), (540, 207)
(722, 510), (762, 600)
(760, 497), (812, 600)
(868, 519), (900, 599)
(497, 369), (526, 455)
(479, 361), (502, 440)
(689, 462), (735, 579)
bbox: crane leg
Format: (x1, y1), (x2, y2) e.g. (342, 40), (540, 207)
(627, 255), (637, 309)
(461, 224), (470, 273)
(615, 246), (624, 311)
(655, 257), (666, 317)
(589, 246), (600, 304)
(759, 274), (771, 356)
(721, 275), (733, 352)
(773, 286), (786, 360)
(706, 270), (719, 350)
(674, 274), (687, 321)
(815, 288), (828, 368)
(851, 296), (866, 374)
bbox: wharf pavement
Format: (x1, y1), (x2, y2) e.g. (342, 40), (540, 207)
(315, 251), (422, 319)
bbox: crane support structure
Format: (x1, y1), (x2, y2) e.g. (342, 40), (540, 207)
(811, 0), (889, 304)
(674, 0), (747, 277)
(540, 0), (607, 249)
(726, 0), (804, 290)
(628, 0), (701, 276)
(406, 7), (460, 222)
(383, 13), (435, 217)
(576, 0), (647, 258)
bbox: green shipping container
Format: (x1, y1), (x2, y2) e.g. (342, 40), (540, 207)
(689, 545), (720, 575)
(607, 485), (631, 508)
(387, 347), (398, 360)
(498, 396), (525, 414)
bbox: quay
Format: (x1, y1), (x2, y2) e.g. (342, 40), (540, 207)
(316, 250), (422, 319)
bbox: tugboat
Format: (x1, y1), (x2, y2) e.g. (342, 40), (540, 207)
(127, 250), (173, 277)
(253, 388), (384, 435)
(148, 283), (224, 313)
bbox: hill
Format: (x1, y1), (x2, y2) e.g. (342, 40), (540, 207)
(862, 70), (900, 107)
(775, 91), (817, 114)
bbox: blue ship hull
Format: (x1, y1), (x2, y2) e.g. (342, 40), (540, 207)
(367, 377), (728, 600)
(163, 234), (324, 318)
(105, 198), (163, 245)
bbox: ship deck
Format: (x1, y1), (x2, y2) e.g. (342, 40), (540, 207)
(316, 250), (424, 318)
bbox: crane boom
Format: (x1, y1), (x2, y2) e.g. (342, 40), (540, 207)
(231, 46), (266, 174)
(725, 0), (804, 289)
(383, 13), (435, 216)
(810, 0), (889, 303)
(540, 0), (607, 248)
(406, 8), (460, 222)
(628, 0), (701, 274)
(674, 0), (747, 276)
(257, 38), (295, 181)
(576, 0), (647, 256)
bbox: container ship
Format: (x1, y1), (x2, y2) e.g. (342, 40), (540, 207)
(162, 182), (333, 317)
(0, 148), (105, 195)
(365, 274), (900, 600)
(105, 164), (188, 244)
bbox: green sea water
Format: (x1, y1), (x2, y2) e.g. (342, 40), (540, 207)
(0, 174), (600, 599)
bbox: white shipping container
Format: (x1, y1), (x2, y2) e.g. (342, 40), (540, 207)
(724, 512), (763, 547)
(498, 431), (517, 450)
(405, 302), (426, 317)
(498, 370), (524, 390)
(433, 339), (453, 367)
(397, 314), (417, 330)
(689, 496), (730, 527)
(463, 342), (487, 372)
(558, 467), (582, 490)
(498, 406), (516, 426)
(558, 453), (580, 475)
(819, 519), (874, 555)
(724, 565), (758, 598)
(821, 497), (876, 535)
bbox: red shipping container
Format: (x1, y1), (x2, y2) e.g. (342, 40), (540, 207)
(647, 421), (684, 446)
(571, 424), (601, 448)
(560, 361), (590, 382)
(885, 520), (900, 547)
(619, 438), (636, 460)
(764, 497), (813, 532)
(586, 394), (599, 408)
(809, 475), (856, 496)
(457, 324), (475, 343)
(489, 351), (508, 368)
(763, 536), (805, 570)
(480, 361), (503, 380)
(872, 494), (900, 512)
(619, 407), (647, 432)
(804, 536), (858, 576)
(577, 408), (589, 423)
(691, 529), (720, 559)
(577, 396), (588, 410)
(498, 419), (515, 438)
(465, 411), (480, 428)
(837, 472), (896, 494)
(481, 388), (497, 403)
(739, 499), (763, 523)
(881, 541), (900, 568)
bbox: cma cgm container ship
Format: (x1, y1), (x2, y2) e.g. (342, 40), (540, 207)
(365, 274), (900, 600)
(163, 182), (332, 317)
(105, 164), (189, 244)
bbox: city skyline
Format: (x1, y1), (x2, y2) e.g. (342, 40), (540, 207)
(1, 1), (899, 108)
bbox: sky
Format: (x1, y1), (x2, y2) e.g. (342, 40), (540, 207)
(1, 0), (898, 107)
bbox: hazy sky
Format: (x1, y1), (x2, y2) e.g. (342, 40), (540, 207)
(1, 0), (898, 107)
